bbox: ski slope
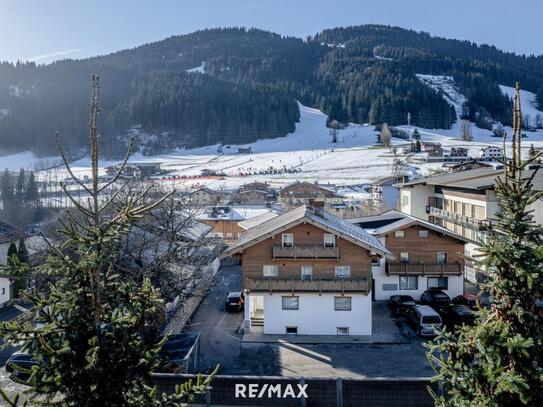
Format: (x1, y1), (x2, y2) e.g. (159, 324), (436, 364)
(500, 85), (543, 125)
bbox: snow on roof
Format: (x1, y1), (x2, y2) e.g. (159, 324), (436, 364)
(196, 206), (278, 221)
(238, 212), (279, 230)
(0, 219), (25, 245)
(224, 205), (391, 257)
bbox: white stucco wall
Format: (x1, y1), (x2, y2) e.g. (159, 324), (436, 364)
(399, 185), (433, 220)
(0, 276), (11, 307)
(249, 292), (372, 336)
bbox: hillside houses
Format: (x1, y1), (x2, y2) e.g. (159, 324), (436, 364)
(277, 181), (345, 212)
(0, 219), (26, 308)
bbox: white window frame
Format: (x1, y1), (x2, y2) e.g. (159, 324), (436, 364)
(428, 277), (448, 290)
(418, 230), (429, 238)
(399, 275), (418, 290)
(400, 252), (410, 264)
(334, 296), (352, 311)
(301, 265), (313, 281)
(395, 230), (405, 238)
(337, 327), (349, 335)
(281, 296), (299, 310)
(324, 233), (336, 248)
(263, 265), (279, 277)
(282, 233), (294, 248)
(335, 265), (351, 279)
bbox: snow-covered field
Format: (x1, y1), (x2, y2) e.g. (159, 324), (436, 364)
(2, 79), (543, 192)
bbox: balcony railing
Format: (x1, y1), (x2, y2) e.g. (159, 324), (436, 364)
(387, 262), (462, 276)
(272, 245), (339, 259)
(427, 207), (491, 231)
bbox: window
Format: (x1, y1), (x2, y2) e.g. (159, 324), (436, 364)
(400, 252), (410, 264)
(285, 326), (298, 334)
(324, 234), (336, 248)
(418, 230), (429, 238)
(401, 193), (409, 207)
(437, 252), (447, 264)
(428, 277), (448, 290)
(394, 230), (405, 238)
(399, 276), (418, 290)
(335, 266), (351, 279)
(226, 232), (233, 238)
(334, 297), (352, 311)
(282, 234), (293, 248)
(282, 296), (299, 310)
(301, 265), (313, 281)
(263, 265), (278, 277)
(337, 327), (349, 335)
(371, 257), (380, 266)
(1, 288), (4, 295)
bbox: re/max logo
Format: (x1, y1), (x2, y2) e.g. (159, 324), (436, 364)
(235, 383), (309, 399)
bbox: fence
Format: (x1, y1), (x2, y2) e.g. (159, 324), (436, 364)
(152, 374), (441, 407)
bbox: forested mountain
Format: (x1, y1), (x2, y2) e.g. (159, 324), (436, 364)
(0, 25), (541, 158)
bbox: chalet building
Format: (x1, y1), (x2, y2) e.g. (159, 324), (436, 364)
(197, 206), (279, 243)
(222, 204), (392, 336)
(395, 167), (543, 282)
(478, 146), (504, 161)
(231, 182), (276, 205)
(0, 219), (26, 308)
(443, 147), (470, 162)
(278, 181), (345, 213)
(188, 187), (227, 206)
(445, 160), (494, 173)
(351, 211), (468, 300)
(104, 162), (162, 179)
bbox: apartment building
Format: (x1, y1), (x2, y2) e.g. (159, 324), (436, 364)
(277, 182), (345, 212)
(222, 204), (392, 336)
(351, 211), (467, 300)
(395, 166), (543, 282)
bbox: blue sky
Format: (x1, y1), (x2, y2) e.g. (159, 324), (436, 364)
(1, 0), (542, 63)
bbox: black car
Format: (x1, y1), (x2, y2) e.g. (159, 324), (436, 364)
(420, 289), (451, 313)
(5, 352), (40, 382)
(389, 295), (416, 315)
(443, 304), (477, 327)
(225, 291), (245, 312)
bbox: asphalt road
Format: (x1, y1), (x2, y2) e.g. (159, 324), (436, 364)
(187, 266), (434, 378)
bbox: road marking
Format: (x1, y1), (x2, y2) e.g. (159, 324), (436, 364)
(217, 327), (241, 342)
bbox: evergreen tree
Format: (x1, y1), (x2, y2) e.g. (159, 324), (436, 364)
(6, 242), (17, 262)
(17, 238), (29, 264)
(428, 83), (543, 406)
(414, 139), (422, 152)
(0, 77), (213, 406)
(412, 128), (420, 140)
(528, 143), (537, 160)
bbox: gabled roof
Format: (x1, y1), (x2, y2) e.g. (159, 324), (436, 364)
(0, 219), (25, 245)
(279, 181), (339, 197)
(238, 212), (279, 231)
(223, 205), (392, 258)
(361, 212), (470, 243)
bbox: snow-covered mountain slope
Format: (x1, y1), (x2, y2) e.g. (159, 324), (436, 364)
(500, 85), (543, 124)
(416, 75), (467, 124)
(186, 62), (205, 73)
(28, 100), (543, 191)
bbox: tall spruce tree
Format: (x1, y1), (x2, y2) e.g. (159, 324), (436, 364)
(0, 76), (212, 406)
(428, 83), (543, 406)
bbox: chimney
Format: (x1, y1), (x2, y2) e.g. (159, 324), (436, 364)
(308, 199), (325, 217)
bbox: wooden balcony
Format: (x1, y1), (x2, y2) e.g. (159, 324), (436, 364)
(272, 245), (339, 259)
(386, 262), (462, 276)
(246, 278), (369, 293)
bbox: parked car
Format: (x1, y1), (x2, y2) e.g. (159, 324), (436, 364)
(225, 291), (245, 312)
(420, 289), (451, 313)
(451, 294), (477, 309)
(5, 352), (40, 382)
(405, 305), (443, 337)
(443, 304), (477, 327)
(389, 295), (416, 315)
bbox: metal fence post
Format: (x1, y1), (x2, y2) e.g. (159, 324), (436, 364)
(205, 386), (211, 407)
(336, 377), (343, 407)
(299, 377), (307, 407)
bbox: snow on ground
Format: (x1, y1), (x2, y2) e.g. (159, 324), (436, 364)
(187, 62), (205, 73)
(416, 75), (466, 127)
(499, 85), (543, 125)
(0, 151), (62, 171)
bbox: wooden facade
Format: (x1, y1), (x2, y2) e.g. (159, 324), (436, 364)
(382, 224), (464, 272)
(202, 219), (245, 243)
(241, 223), (373, 287)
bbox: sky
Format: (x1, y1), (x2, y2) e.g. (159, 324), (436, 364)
(1, 0), (542, 64)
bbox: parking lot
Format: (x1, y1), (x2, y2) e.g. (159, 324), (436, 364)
(187, 266), (435, 378)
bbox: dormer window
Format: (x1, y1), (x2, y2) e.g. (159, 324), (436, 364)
(282, 234), (293, 248)
(324, 234), (336, 248)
